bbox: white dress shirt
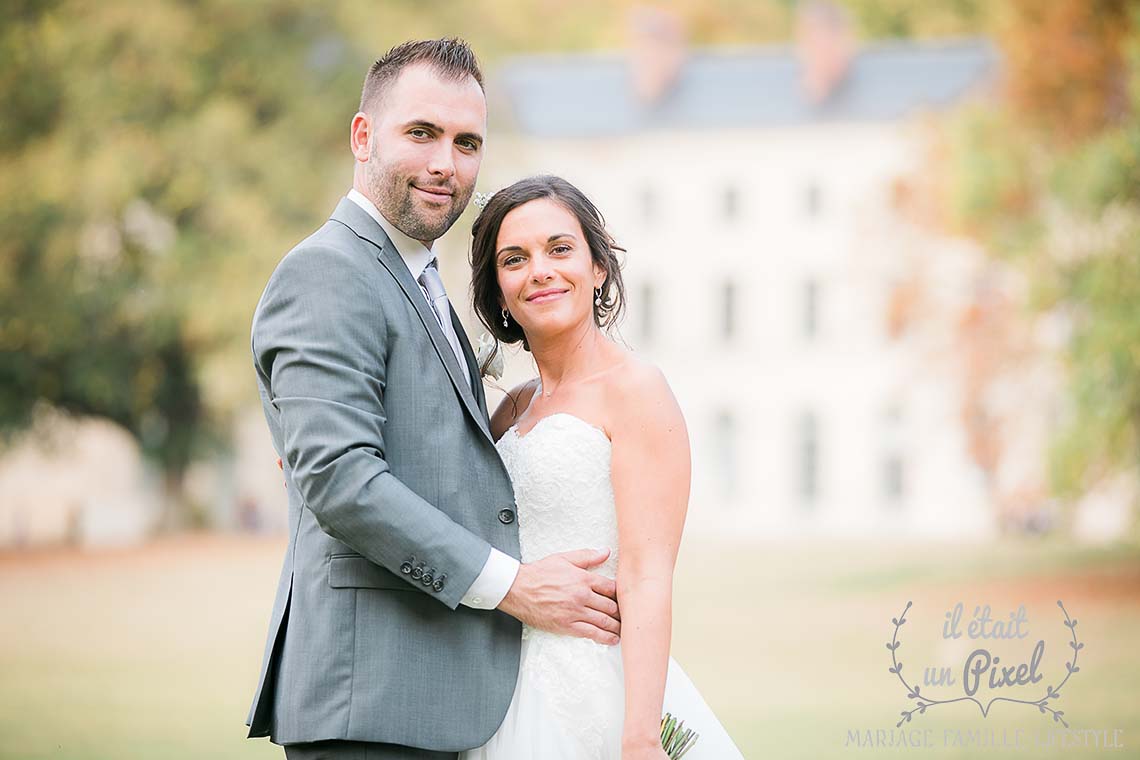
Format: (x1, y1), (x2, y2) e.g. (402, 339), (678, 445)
(346, 189), (520, 610)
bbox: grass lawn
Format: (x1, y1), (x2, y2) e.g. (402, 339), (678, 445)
(1, 533), (1137, 759)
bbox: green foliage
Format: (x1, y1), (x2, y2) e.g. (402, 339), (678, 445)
(941, 106), (1040, 251)
(1050, 220), (1140, 499)
(839, 0), (989, 39)
(1050, 125), (1140, 215)
(0, 0), (369, 517)
(942, 1), (1140, 510)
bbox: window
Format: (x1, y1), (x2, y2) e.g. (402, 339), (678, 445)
(722, 280), (737, 340)
(713, 410), (737, 501)
(723, 185), (739, 221)
(883, 454), (905, 504)
(805, 181), (822, 217)
(801, 278), (819, 340)
(881, 403), (906, 506)
(640, 281), (656, 344)
(797, 410), (819, 507)
(639, 186), (657, 224)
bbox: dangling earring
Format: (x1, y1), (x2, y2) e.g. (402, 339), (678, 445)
(594, 287), (603, 308)
(501, 308), (509, 327)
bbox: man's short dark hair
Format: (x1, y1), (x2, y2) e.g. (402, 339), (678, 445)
(359, 38), (484, 114)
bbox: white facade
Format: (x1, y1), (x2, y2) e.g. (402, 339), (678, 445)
(470, 121), (995, 538)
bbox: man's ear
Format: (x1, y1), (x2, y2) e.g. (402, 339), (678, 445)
(350, 112), (371, 163)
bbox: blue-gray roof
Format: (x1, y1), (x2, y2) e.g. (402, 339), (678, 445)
(494, 38), (999, 137)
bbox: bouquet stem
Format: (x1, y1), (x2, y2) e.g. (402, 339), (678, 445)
(660, 712), (699, 759)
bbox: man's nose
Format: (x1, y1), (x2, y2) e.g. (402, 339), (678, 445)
(426, 140), (456, 179)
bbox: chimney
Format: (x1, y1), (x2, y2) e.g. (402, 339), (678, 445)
(628, 6), (686, 105)
(796, 1), (856, 104)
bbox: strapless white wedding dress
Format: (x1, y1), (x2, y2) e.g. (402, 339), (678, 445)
(462, 413), (744, 760)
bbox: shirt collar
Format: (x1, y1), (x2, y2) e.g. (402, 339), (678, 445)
(347, 188), (435, 279)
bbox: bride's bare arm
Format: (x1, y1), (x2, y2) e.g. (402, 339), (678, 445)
(610, 362), (691, 756)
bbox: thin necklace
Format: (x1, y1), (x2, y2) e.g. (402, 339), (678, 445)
(538, 362), (612, 399)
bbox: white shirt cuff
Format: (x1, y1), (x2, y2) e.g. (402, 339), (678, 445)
(459, 547), (520, 609)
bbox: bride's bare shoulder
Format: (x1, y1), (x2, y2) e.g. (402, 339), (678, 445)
(606, 353), (685, 434)
(490, 377), (540, 440)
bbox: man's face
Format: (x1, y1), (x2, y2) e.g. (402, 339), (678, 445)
(363, 63), (486, 245)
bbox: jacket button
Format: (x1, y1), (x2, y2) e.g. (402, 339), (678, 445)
(411, 562), (424, 580)
(498, 508), (515, 525)
(433, 575), (446, 592)
(421, 568), (435, 586)
(400, 557), (414, 575)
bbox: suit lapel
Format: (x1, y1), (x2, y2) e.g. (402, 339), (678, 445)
(329, 199), (493, 444)
(451, 306), (490, 421)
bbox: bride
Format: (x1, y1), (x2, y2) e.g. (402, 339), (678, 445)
(460, 176), (744, 760)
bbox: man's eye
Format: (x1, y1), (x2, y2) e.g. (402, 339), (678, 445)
(457, 140), (478, 151)
(410, 129), (430, 138)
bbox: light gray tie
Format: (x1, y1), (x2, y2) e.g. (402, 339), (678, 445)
(418, 259), (472, 386)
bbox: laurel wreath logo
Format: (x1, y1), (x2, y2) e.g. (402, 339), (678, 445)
(887, 600), (1082, 728)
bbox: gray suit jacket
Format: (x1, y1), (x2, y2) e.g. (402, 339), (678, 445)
(246, 198), (522, 750)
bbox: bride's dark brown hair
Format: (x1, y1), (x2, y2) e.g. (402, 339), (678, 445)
(470, 175), (625, 371)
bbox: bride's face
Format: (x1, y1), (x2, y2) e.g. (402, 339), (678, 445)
(495, 197), (605, 341)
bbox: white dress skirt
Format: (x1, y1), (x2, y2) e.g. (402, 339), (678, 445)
(460, 414), (745, 760)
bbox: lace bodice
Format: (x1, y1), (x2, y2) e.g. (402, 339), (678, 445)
(497, 412), (619, 580)
(498, 411), (619, 650)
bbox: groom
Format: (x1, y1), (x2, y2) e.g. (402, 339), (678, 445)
(246, 39), (621, 759)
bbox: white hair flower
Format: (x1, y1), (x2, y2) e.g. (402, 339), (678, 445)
(473, 191), (495, 211)
(475, 332), (504, 380)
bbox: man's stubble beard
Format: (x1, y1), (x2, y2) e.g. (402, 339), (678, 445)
(367, 143), (474, 244)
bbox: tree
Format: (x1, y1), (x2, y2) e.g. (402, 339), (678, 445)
(0, 0), (368, 527)
(929, 0), (1140, 534)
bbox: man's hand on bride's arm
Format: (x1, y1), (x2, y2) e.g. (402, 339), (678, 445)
(497, 548), (621, 645)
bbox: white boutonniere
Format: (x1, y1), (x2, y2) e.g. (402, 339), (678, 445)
(475, 332), (504, 380)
